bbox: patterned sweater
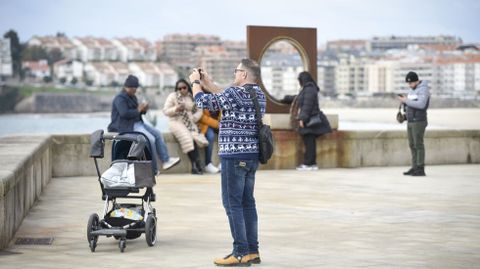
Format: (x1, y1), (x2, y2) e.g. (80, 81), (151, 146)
(195, 84), (266, 159)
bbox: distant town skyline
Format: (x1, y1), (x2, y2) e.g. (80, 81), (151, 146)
(1, 0), (479, 45)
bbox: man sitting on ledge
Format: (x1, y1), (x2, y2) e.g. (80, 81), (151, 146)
(107, 74), (180, 174)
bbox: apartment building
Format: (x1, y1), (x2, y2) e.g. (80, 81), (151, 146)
(28, 36), (77, 60)
(112, 38), (156, 62)
(72, 37), (118, 62)
(369, 35), (462, 51)
(160, 34), (222, 75)
(22, 60), (50, 80)
(53, 59), (84, 82)
(335, 55), (371, 95)
(84, 62), (122, 86)
(0, 38), (12, 77)
(196, 45), (243, 87)
(128, 62), (178, 88)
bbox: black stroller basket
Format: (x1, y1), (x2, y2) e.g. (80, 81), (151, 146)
(87, 129), (158, 253)
(90, 129), (156, 201)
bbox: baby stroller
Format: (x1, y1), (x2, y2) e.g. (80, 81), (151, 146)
(87, 129), (157, 252)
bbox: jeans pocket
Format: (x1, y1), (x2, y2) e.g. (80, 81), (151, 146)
(234, 160), (251, 172)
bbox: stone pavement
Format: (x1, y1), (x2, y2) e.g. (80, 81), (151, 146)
(1, 165), (479, 269)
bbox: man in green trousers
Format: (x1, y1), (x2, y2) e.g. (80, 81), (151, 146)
(398, 71), (430, 176)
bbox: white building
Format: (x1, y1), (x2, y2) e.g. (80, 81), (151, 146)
(223, 41), (247, 58)
(261, 65), (304, 99)
(159, 34), (223, 75)
(369, 35), (462, 51)
(318, 40), (479, 98)
(317, 58), (337, 96)
(0, 38), (13, 77)
(22, 60), (50, 80)
(112, 38), (156, 62)
(53, 59), (84, 82)
(84, 62), (126, 86)
(196, 45), (242, 87)
(365, 60), (394, 94)
(326, 39), (369, 53)
(72, 37), (119, 62)
(335, 56), (370, 96)
(128, 62), (178, 89)
(395, 62), (434, 91)
(28, 36), (77, 60)
(433, 55), (480, 98)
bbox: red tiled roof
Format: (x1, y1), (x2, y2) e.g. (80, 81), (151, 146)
(115, 37), (153, 50)
(419, 44), (458, 52)
(22, 60), (49, 71)
(434, 54), (480, 64)
(76, 37), (115, 48)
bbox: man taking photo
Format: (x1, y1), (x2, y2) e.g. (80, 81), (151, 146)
(190, 59), (265, 267)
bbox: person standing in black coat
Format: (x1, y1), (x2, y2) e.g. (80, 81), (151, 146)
(290, 71), (331, 171)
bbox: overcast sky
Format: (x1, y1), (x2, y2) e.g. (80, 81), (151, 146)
(1, 0), (479, 45)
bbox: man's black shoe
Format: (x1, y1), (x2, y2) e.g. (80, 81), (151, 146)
(412, 167), (426, 176)
(403, 167), (415, 175)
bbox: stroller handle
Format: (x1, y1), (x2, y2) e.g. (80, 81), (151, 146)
(91, 130), (151, 159)
(103, 132), (119, 140)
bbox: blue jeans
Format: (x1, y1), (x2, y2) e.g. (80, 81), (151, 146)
(133, 121), (170, 173)
(221, 157), (259, 257)
(205, 127), (215, 164)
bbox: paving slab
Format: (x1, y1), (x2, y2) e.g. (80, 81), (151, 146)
(1, 165), (480, 269)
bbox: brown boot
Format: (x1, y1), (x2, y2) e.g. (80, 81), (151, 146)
(244, 253), (261, 264)
(214, 253), (251, 267)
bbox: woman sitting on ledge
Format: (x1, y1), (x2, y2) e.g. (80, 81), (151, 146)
(163, 79), (209, 175)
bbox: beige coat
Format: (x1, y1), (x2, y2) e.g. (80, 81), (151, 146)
(163, 92), (207, 153)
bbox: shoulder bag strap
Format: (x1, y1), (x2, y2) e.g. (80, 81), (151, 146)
(247, 87), (263, 128)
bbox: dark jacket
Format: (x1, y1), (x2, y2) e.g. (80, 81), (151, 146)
(296, 82), (332, 136)
(107, 91), (142, 133)
(405, 80), (430, 122)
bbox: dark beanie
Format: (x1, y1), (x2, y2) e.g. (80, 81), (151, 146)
(124, 75), (140, 88)
(405, 71), (419, 83)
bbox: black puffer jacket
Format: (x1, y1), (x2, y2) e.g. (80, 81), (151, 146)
(296, 82), (331, 136)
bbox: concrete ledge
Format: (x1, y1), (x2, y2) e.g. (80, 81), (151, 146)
(1, 129), (479, 249)
(50, 133), (220, 177)
(336, 130), (480, 167)
(49, 129), (480, 176)
(0, 135), (52, 249)
(263, 113), (339, 130)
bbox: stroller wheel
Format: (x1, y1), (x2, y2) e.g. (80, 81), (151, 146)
(87, 213), (99, 252)
(145, 214), (157, 246)
(119, 239), (126, 252)
(89, 239), (97, 252)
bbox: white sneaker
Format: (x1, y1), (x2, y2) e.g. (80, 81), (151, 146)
(162, 157), (180, 170)
(296, 164), (318, 171)
(296, 164), (311, 171)
(205, 163), (219, 174)
(217, 163), (222, 172)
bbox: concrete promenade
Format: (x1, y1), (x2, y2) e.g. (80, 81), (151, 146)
(1, 165), (479, 269)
